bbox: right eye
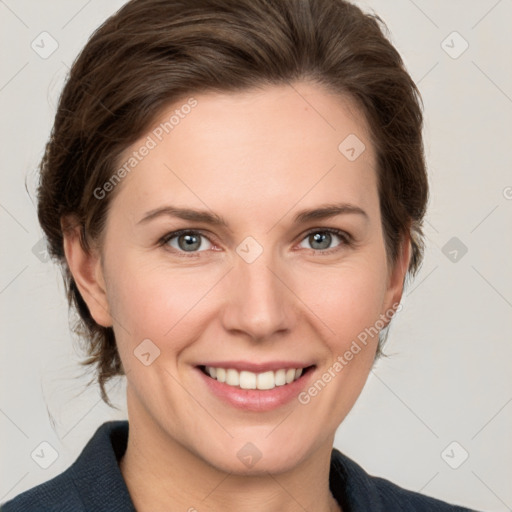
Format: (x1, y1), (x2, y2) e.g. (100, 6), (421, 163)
(161, 230), (214, 254)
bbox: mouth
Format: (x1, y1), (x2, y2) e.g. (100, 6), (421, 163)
(198, 364), (316, 391)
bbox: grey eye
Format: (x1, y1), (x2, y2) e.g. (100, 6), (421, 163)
(299, 231), (343, 251)
(167, 232), (212, 252)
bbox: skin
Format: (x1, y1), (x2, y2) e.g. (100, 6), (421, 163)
(63, 81), (410, 512)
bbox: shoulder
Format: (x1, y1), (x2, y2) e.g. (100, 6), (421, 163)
(330, 448), (479, 511)
(0, 470), (83, 512)
(1, 421), (134, 512)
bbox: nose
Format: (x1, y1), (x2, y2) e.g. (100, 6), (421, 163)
(220, 253), (296, 342)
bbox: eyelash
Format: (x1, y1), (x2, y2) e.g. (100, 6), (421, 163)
(158, 228), (353, 257)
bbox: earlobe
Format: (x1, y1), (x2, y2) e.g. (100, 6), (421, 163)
(61, 217), (113, 328)
(383, 234), (411, 320)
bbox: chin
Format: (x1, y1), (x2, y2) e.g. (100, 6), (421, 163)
(193, 433), (315, 476)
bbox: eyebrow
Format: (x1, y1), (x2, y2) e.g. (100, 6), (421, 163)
(137, 202), (368, 227)
(138, 206), (229, 227)
(292, 203), (368, 224)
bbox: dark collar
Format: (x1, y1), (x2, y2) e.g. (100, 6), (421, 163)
(68, 420), (135, 511)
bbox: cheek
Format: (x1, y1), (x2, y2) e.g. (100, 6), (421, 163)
(298, 259), (390, 346)
(105, 258), (220, 349)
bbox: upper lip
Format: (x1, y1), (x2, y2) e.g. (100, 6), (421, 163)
(197, 361), (315, 372)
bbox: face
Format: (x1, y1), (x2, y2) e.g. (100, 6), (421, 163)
(71, 82), (407, 474)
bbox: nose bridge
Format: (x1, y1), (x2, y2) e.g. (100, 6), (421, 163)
(221, 248), (294, 340)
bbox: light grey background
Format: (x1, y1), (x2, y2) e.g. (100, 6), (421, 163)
(1, 1), (511, 510)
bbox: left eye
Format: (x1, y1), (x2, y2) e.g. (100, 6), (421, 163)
(298, 230), (347, 251)
(164, 231), (213, 252)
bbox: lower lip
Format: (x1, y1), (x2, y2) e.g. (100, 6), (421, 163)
(195, 366), (315, 412)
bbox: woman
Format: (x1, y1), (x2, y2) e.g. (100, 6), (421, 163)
(2, 0), (477, 510)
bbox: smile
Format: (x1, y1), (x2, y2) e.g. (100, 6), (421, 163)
(201, 365), (308, 390)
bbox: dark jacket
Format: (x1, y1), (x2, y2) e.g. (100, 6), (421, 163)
(1, 421), (477, 511)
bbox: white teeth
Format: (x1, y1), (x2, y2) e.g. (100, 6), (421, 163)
(256, 371), (274, 390)
(204, 366), (306, 390)
(226, 369), (239, 386)
(216, 368), (226, 383)
(285, 369), (296, 384)
(239, 371), (256, 390)
(274, 369), (286, 386)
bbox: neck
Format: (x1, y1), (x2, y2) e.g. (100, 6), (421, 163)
(119, 403), (342, 512)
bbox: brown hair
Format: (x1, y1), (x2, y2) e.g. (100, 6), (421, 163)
(37, 0), (428, 404)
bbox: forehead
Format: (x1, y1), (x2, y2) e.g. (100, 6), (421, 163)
(110, 82), (378, 222)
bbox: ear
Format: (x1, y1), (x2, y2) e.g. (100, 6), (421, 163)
(61, 217), (113, 328)
(381, 233), (411, 322)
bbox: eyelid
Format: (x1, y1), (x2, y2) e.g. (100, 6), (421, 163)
(297, 227), (353, 252)
(302, 227), (351, 241)
(158, 227), (353, 256)
(159, 229), (217, 254)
